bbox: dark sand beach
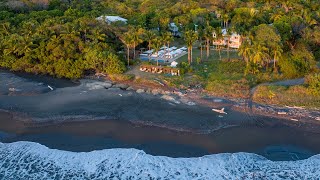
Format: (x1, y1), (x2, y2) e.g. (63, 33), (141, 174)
(1, 69), (320, 161)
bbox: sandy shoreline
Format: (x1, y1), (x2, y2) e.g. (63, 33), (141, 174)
(107, 75), (320, 127)
(0, 69), (319, 135)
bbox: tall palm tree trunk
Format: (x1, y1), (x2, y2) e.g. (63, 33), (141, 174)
(227, 38), (230, 61)
(188, 47), (191, 64)
(133, 42), (136, 59)
(200, 42), (203, 61)
(206, 39), (210, 59)
(218, 45), (221, 60)
(127, 46), (130, 66)
(274, 54), (277, 69)
(191, 47), (193, 63)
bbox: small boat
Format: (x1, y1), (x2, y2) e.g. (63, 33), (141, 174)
(316, 117), (320, 121)
(277, 111), (287, 115)
(212, 108), (227, 114)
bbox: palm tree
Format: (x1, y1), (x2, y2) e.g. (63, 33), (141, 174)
(130, 27), (143, 59)
(197, 27), (204, 61)
(161, 32), (174, 60)
(143, 30), (156, 61)
(226, 28), (233, 61)
(251, 44), (269, 73)
(151, 37), (163, 66)
(273, 45), (283, 70)
(238, 40), (253, 67)
(214, 27), (223, 61)
(184, 30), (198, 64)
(222, 13), (229, 28)
(204, 25), (213, 59)
(120, 32), (134, 66)
(144, 30), (156, 51)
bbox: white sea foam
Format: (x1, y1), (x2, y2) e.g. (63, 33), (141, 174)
(0, 142), (319, 179)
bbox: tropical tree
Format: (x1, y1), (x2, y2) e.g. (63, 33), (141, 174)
(144, 30), (156, 51)
(226, 28), (233, 60)
(214, 27), (223, 61)
(184, 30), (198, 64)
(222, 13), (229, 28)
(129, 27), (144, 59)
(203, 25), (213, 59)
(197, 27), (204, 61)
(143, 30), (156, 61)
(251, 44), (269, 73)
(161, 32), (174, 60)
(151, 37), (163, 66)
(273, 45), (283, 71)
(120, 32), (134, 66)
(238, 40), (253, 67)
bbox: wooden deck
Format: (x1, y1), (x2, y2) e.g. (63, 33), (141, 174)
(139, 65), (180, 76)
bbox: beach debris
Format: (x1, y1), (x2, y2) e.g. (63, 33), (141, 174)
(127, 86), (134, 91)
(154, 79), (165, 86)
(161, 95), (180, 104)
(277, 112), (287, 115)
(212, 108), (227, 114)
(180, 97), (196, 106)
(86, 82), (112, 90)
(8, 88), (21, 92)
(48, 85), (54, 91)
(186, 101), (196, 106)
(176, 92), (184, 96)
(290, 118), (299, 122)
(151, 89), (160, 95)
(316, 117), (320, 121)
(136, 89), (145, 94)
(113, 84), (129, 90)
(285, 105), (305, 109)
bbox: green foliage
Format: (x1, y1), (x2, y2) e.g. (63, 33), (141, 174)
(305, 73), (320, 96)
(0, 0), (319, 82)
(217, 59), (246, 74)
(178, 61), (191, 75)
(0, 7), (126, 79)
(103, 53), (126, 74)
(253, 85), (320, 109)
(279, 43), (316, 78)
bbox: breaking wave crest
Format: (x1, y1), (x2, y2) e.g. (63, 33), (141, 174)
(0, 142), (320, 179)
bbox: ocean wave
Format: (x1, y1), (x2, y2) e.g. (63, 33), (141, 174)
(0, 142), (319, 179)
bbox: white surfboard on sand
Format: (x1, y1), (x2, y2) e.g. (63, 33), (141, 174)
(212, 108), (227, 114)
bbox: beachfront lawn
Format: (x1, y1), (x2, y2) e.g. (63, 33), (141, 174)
(175, 48), (240, 63)
(253, 85), (320, 109)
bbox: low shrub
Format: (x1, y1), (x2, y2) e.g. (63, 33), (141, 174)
(108, 74), (135, 82)
(305, 73), (320, 96)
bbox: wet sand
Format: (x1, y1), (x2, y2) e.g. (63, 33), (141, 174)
(1, 110), (320, 160)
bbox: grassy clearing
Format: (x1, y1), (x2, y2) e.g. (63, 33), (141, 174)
(253, 85), (320, 109)
(175, 48), (240, 63)
(157, 58), (252, 98)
